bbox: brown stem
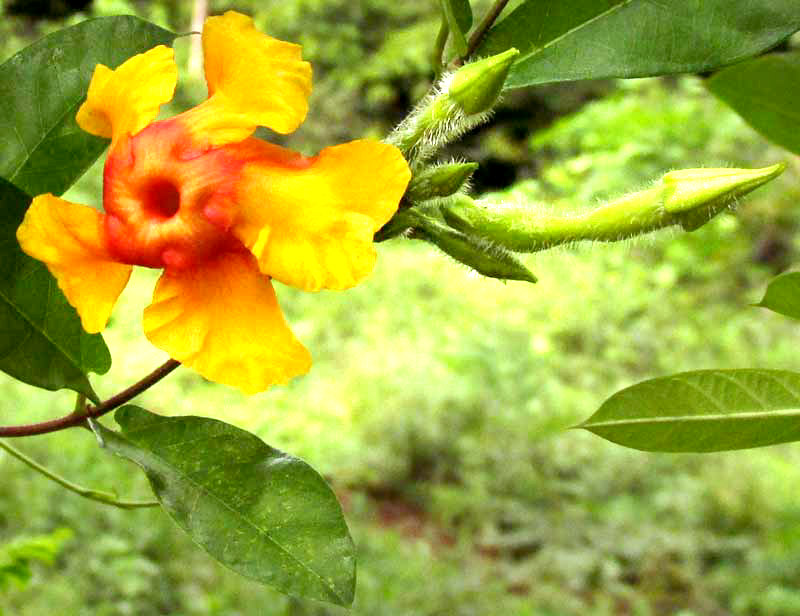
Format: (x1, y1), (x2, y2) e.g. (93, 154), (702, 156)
(0, 360), (181, 438)
(454, 0), (511, 66)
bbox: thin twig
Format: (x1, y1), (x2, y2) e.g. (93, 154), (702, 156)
(0, 359), (181, 438)
(0, 440), (159, 509)
(454, 0), (512, 66)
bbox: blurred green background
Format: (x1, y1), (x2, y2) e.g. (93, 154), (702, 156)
(3, 1), (800, 614)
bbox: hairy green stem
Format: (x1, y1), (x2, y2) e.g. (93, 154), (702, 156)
(0, 440), (159, 509)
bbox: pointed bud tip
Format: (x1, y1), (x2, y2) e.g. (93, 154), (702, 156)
(664, 162), (786, 185)
(449, 48), (520, 115)
(663, 162), (787, 216)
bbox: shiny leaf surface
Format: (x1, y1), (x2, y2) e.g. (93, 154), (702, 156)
(581, 370), (800, 452)
(478, 0), (800, 89)
(96, 406), (356, 605)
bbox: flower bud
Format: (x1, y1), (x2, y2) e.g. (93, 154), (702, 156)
(442, 164), (786, 252)
(387, 50), (518, 162)
(449, 48), (519, 115)
(663, 163), (786, 230)
(406, 162), (479, 202)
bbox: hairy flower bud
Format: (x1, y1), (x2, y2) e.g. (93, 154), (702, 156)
(663, 164), (786, 230)
(387, 49), (519, 162)
(442, 164), (786, 252)
(449, 48), (519, 115)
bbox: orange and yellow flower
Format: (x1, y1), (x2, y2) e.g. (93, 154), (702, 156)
(16, 11), (410, 394)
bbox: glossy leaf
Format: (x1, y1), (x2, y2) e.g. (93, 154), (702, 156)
(708, 52), (800, 155)
(95, 406), (355, 605)
(581, 370), (800, 452)
(0, 16), (175, 196)
(440, 0), (473, 55)
(477, 0), (800, 89)
(0, 178), (108, 401)
(756, 271), (800, 321)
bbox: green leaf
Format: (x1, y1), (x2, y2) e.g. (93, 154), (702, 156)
(440, 0), (473, 56)
(0, 16), (175, 196)
(450, 0), (472, 33)
(756, 271), (800, 321)
(477, 0), (800, 89)
(95, 406), (356, 606)
(708, 51), (800, 155)
(580, 369), (800, 452)
(0, 178), (109, 401)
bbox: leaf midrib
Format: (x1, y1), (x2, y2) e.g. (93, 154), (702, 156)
(8, 99), (87, 183)
(583, 407), (800, 429)
(513, 0), (635, 65)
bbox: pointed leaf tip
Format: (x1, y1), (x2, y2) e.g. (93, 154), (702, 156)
(755, 271), (800, 321)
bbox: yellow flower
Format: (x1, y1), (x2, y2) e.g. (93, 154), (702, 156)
(16, 11), (411, 394)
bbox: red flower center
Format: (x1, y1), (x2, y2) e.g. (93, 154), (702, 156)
(102, 119), (244, 270)
(140, 177), (181, 219)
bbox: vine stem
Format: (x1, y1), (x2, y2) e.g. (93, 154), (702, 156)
(432, 17), (449, 78)
(0, 440), (159, 509)
(454, 0), (511, 66)
(0, 359), (181, 438)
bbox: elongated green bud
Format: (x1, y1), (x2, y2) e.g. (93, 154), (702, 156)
(411, 210), (537, 283)
(406, 161), (479, 202)
(663, 164), (785, 230)
(449, 49), (519, 115)
(442, 164), (786, 253)
(387, 49), (518, 162)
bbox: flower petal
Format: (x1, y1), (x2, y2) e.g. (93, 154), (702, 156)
(181, 11), (311, 147)
(16, 194), (132, 333)
(142, 251), (311, 394)
(76, 45), (177, 143)
(232, 139), (410, 291)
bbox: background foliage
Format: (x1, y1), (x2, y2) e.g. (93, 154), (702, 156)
(1, 0), (800, 614)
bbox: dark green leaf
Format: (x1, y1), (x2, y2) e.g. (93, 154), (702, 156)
(478, 0), (800, 89)
(95, 406), (356, 606)
(756, 271), (800, 321)
(450, 0), (472, 33)
(708, 52), (800, 155)
(0, 16), (175, 196)
(0, 178), (109, 401)
(580, 369), (800, 452)
(440, 0), (473, 55)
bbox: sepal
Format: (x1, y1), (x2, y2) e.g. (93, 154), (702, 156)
(409, 201), (537, 283)
(406, 161), (479, 202)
